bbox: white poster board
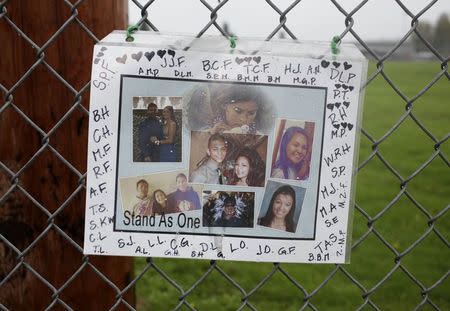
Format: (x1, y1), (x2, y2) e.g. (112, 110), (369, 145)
(84, 32), (367, 263)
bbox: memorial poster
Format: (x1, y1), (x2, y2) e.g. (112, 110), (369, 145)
(84, 32), (367, 263)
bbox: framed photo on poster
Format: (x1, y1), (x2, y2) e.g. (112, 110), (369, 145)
(84, 32), (367, 263)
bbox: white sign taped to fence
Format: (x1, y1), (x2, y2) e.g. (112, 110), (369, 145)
(84, 31), (367, 263)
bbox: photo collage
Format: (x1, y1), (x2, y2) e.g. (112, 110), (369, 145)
(118, 81), (322, 238)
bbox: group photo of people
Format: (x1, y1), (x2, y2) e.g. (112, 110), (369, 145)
(189, 131), (268, 187)
(120, 171), (202, 216)
(202, 191), (255, 228)
(132, 96), (183, 162)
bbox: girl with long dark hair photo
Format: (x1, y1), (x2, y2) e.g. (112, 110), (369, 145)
(258, 185), (297, 233)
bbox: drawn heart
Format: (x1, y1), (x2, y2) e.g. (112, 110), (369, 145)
(343, 62), (352, 70)
(167, 49), (176, 57)
(253, 56), (261, 64)
(333, 123), (340, 129)
(235, 57), (244, 65)
(341, 122), (348, 129)
(321, 60), (330, 68)
(244, 57), (252, 63)
(332, 61), (341, 68)
(349, 86), (354, 91)
(116, 54), (127, 64)
(94, 58), (100, 64)
(131, 51), (143, 62)
(335, 102), (341, 108)
(100, 47), (107, 51)
(326, 103), (334, 111)
(157, 50), (166, 58)
(342, 84), (348, 90)
(145, 51), (155, 62)
(97, 52), (104, 57)
(343, 101), (350, 108)
(335, 84), (341, 89)
(347, 123), (354, 131)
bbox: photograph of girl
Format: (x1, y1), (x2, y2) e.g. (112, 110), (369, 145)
(185, 83), (276, 135)
(228, 147), (265, 187)
(154, 106), (177, 162)
(151, 189), (170, 216)
(271, 119), (315, 181)
(258, 181), (306, 233)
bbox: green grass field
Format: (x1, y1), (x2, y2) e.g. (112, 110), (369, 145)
(134, 62), (449, 310)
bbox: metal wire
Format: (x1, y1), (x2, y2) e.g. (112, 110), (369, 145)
(0, 0), (448, 310)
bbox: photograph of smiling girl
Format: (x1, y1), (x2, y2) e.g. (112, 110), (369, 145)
(184, 83), (275, 135)
(271, 119), (315, 181)
(189, 131), (268, 187)
(257, 180), (306, 233)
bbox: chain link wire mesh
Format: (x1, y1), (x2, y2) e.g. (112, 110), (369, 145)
(0, 0), (448, 310)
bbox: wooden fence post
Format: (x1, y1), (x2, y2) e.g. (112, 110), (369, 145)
(0, 1), (135, 309)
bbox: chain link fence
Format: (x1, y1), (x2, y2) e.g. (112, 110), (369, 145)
(1, 0), (448, 310)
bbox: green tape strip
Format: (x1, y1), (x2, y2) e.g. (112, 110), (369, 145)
(126, 24), (139, 42)
(331, 36), (341, 55)
(229, 36), (237, 49)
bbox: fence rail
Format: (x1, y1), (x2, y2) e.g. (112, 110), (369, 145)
(1, 0), (448, 310)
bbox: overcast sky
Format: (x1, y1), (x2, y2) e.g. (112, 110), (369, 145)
(129, 0), (449, 42)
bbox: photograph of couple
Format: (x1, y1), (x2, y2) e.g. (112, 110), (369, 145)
(189, 131), (268, 187)
(132, 96), (183, 162)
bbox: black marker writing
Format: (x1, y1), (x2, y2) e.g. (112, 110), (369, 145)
(320, 183), (337, 199)
(330, 68), (356, 84)
(306, 65), (320, 75)
(92, 106), (110, 122)
(93, 125), (112, 143)
(148, 236), (165, 247)
(243, 63), (269, 74)
(89, 182), (107, 198)
(230, 240), (246, 253)
(93, 245), (106, 254)
(89, 215), (114, 230)
(138, 67), (159, 77)
(117, 235), (135, 248)
(206, 73), (229, 80)
(323, 143), (351, 167)
(314, 233), (338, 254)
(174, 70), (192, 78)
(308, 252), (329, 262)
(160, 56), (185, 68)
(89, 203), (106, 216)
(92, 160), (111, 179)
(92, 60), (116, 91)
(237, 74), (259, 82)
(202, 59), (232, 71)
(267, 75), (281, 83)
(293, 77), (316, 86)
(284, 63), (301, 74)
(89, 231), (107, 243)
